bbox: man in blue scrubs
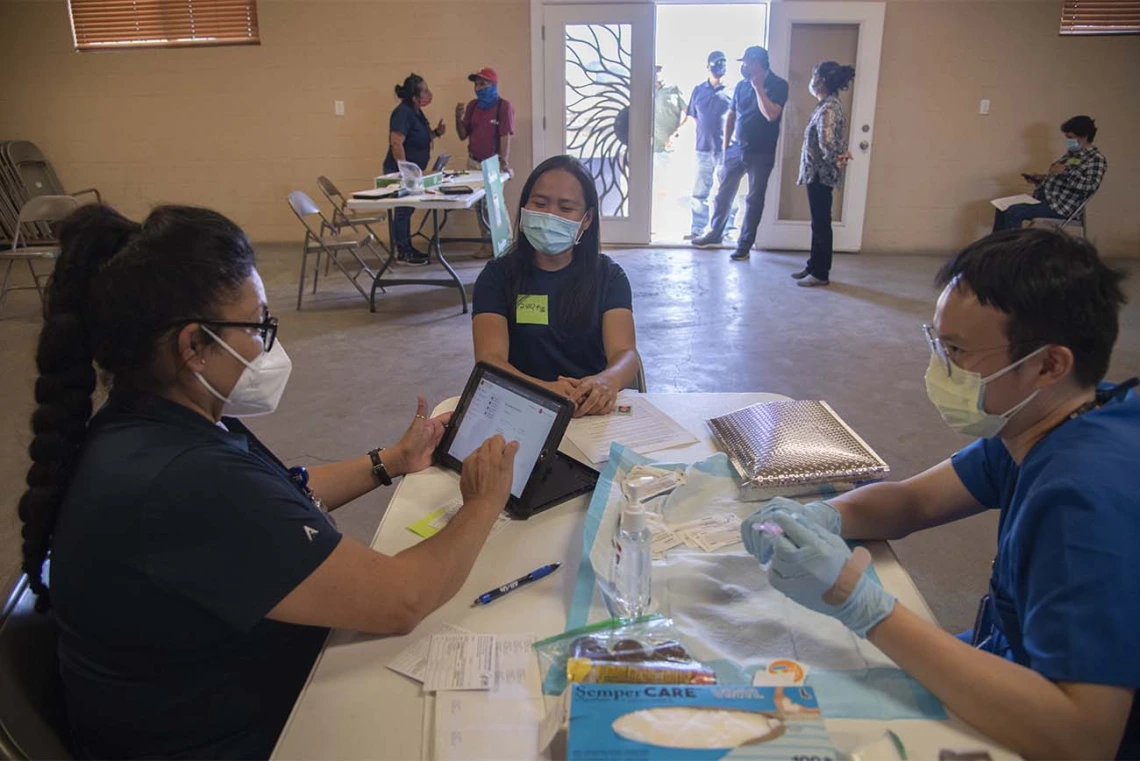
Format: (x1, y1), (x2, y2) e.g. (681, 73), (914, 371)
(746, 229), (1137, 759)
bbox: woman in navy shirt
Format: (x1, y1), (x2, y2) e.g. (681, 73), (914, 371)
(18, 204), (517, 759)
(472, 155), (640, 417)
(384, 73), (446, 265)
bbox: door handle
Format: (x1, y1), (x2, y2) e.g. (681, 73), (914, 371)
(859, 141), (870, 151)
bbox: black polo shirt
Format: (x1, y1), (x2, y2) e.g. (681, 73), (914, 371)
(731, 71), (789, 155)
(51, 392), (341, 760)
(383, 99), (433, 173)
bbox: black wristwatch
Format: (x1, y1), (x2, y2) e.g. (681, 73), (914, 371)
(368, 447), (393, 486)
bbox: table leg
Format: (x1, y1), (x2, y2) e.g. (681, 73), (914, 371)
(433, 209), (468, 314)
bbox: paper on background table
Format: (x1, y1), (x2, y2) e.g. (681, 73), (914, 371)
(422, 633), (496, 692)
(991, 193), (1039, 211)
(564, 393), (697, 463)
(407, 498), (511, 540)
(387, 623), (471, 683)
(433, 693), (545, 761)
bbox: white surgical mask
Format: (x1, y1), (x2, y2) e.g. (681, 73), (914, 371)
(924, 346), (1046, 438)
(521, 208), (585, 256)
(195, 326), (292, 417)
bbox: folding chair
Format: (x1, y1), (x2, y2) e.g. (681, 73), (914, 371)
(2, 142), (100, 243)
(1029, 197), (1091, 240)
(315, 175), (394, 273)
(627, 354), (648, 393)
(0, 573), (73, 760)
(288, 191), (385, 310)
(1, 195), (79, 315)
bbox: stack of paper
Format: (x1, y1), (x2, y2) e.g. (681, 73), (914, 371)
(565, 393), (697, 464)
(646, 512), (743, 560)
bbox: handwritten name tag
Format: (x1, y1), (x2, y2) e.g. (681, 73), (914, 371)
(516, 295), (549, 325)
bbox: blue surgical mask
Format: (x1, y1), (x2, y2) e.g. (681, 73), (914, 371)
(521, 208), (585, 256)
(1065, 138), (1081, 153)
(476, 84), (499, 110)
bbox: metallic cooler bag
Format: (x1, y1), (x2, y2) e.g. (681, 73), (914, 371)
(707, 400), (890, 499)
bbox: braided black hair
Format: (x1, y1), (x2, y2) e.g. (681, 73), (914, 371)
(18, 204), (255, 612)
(813, 61), (856, 95)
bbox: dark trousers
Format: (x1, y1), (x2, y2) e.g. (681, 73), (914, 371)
(992, 200), (1063, 232)
(805, 181), (834, 280)
(393, 206), (414, 251)
(708, 147), (776, 251)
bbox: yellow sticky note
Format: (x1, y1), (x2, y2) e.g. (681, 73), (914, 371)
(516, 294), (549, 325)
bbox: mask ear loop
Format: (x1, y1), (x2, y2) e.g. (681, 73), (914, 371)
(573, 215), (590, 246)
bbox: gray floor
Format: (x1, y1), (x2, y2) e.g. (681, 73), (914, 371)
(2, 243), (1136, 633)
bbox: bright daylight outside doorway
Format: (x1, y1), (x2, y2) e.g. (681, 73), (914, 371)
(652, 4), (769, 244)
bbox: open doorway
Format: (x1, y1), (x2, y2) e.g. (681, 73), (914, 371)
(652, 3), (769, 244)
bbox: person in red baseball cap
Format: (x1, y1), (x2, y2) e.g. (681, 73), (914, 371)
(456, 67), (516, 257)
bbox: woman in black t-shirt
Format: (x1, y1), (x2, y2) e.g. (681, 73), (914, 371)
(384, 73), (446, 265)
(471, 155), (640, 417)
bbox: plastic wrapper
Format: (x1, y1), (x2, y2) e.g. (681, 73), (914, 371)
(534, 615), (717, 688)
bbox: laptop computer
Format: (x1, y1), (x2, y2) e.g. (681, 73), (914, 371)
(432, 153), (451, 173)
(435, 362), (599, 519)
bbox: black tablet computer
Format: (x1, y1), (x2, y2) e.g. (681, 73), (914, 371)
(435, 362), (599, 519)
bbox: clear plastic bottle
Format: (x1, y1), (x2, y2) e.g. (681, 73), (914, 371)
(611, 503), (652, 617)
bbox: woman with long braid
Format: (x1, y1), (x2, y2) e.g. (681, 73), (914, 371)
(18, 204), (517, 759)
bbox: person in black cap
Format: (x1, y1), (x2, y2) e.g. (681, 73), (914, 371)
(674, 50), (735, 240)
(691, 45), (788, 260)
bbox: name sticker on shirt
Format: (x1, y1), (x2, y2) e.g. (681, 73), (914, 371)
(516, 295), (549, 325)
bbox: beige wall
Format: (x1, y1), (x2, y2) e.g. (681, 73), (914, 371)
(1, 0), (1137, 255)
(0, 0), (533, 242)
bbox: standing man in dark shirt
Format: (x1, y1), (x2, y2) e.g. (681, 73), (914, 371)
(691, 46), (789, 261)
(678, 50), (735, 239)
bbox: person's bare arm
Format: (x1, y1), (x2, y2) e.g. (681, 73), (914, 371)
(869, 605), (1133, 760)
(455, 103), (469, 140)
(472, 312), (578, 397)
(572, 308), (639, 417)
(390, 132), (407, 163)
(723, 111), (736, 152)
(268, 435), (519, 635)
(831, 459), (987, 540)
(752, 74), (783, 122)
(498, 133), (512, 174)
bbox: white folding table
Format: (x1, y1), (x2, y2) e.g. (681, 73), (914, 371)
(272, 392), (1014, 761)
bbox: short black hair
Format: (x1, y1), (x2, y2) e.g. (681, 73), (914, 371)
(707, 50), (726, 64)
(1061, 115), (1097, 142)
(813, 61), (855, 95)
(934, 228), (1127, 388)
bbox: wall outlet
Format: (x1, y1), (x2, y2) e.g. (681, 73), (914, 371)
(979, 99), (990, 115)
(335, 100), (345, 117)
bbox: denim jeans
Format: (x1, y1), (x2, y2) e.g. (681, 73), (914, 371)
(708, 146), (775, 250)
(691, 150), (737, 236)
(992, 200), (1063, 232)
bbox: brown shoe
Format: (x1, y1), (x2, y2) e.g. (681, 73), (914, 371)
(472, 244), (494, 259)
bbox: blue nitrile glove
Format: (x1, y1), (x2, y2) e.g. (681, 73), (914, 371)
(767, 511), (896, 638)
(741, 497), (842, 564)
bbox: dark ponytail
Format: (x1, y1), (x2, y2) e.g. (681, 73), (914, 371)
(814, 61), (855, 95)
(18, 204), (255, 612)
(395, 73), (426, 102)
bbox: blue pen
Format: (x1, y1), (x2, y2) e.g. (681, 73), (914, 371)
(471, 563), (561, 607)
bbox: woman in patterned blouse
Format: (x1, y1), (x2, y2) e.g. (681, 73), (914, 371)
(794, 61), (855, 287)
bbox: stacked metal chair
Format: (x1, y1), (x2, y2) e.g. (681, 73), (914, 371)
(0, 141), (101, 246)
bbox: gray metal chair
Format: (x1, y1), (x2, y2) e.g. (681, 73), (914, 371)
(627, 354), (647, 393)
(1029, 197), (1090, 240)
(0, 574), (72, 760)
(315, 175), (394, 275)
(1, 195), (79, 314)
(1, 142), (99, 244)
(288, 191), (385, 310)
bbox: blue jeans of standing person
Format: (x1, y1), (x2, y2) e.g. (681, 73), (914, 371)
(805, 181), (834, 280)
(392, 207), (414, 252)
(707, 146), (775, 251)
(691, 151), (737, 237)
(992, 200), (1064, 232)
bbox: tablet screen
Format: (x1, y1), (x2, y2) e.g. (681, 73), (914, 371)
(447, 373), (562, 498)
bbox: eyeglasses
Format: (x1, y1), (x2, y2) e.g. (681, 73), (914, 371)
(921, 324), (1041, 378)
(181, 307), (279, 352)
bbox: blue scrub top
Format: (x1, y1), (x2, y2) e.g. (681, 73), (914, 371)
(686, 80), (731, 154)
(952, 381), (1140, 759)
(51, 392), (342, 759)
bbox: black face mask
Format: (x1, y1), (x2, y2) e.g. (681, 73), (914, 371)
(710, 61), (727, 78)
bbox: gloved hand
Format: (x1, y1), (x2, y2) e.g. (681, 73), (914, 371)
(766, 511), (896, 638)
(741, 497), (842, 564)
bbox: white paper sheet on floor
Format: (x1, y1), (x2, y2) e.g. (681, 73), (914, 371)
(565, 443), (945, 721)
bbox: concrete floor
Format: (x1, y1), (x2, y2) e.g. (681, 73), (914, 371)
(2, 243), (1136, 633)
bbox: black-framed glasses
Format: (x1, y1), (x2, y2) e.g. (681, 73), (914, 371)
(181, 307), (279, 352)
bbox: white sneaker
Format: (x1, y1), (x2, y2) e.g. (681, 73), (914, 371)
(797, 274), (830, 288)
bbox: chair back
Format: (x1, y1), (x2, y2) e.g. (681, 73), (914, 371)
(13, 196), (78, 250)
(288, 190), (321, 219)
(626, 354), (647, 393)
(316, 176), (348, 211)
(0, 575), (72, 760)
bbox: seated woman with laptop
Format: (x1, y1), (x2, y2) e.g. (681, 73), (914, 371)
(471, 155), (641, 417)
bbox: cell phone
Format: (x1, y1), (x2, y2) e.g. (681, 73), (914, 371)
(439, 185), (475, 195)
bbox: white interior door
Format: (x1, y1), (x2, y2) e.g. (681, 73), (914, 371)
(760, 1), (884, 252)
(542, 4), (655, 244)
